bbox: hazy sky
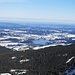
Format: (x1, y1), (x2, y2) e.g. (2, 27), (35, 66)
(0, 0), (75, 23)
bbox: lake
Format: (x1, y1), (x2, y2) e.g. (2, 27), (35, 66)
(33, 39), (50, 45)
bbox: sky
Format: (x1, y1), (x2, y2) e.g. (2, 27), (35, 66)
(0, 0), (75, 23)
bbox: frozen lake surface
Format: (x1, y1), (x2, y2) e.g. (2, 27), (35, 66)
(33, 39), (50, 45)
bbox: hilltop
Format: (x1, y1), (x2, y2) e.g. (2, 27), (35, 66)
(0, 45), (75, 75)
(0, 46), (12, 53)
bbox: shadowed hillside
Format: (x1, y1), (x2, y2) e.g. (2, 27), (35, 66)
(0, 45), (75, 75)
(0, 46), (12, 53)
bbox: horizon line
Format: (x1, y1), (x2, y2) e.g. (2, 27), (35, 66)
(0, 17), (75, 24)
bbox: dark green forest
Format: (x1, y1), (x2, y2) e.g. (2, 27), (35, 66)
(0, 45), (75, 75)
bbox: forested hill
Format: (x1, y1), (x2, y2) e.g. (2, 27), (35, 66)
(26, 44), (75, 75)
(0, 45), (75, 75)
(0, 46), (12, 53)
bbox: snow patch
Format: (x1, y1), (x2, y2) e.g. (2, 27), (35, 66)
(66, 56), (75, 64)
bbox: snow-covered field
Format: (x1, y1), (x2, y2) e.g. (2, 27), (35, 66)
(0, 23), (75, 51)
